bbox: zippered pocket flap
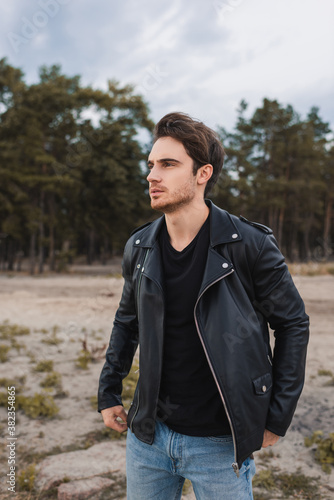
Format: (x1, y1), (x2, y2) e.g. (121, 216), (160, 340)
(252, 372), (272, 395)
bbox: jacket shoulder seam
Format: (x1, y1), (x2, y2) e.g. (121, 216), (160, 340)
(130, 221), (154, 237)
(239, 216), (273, 235)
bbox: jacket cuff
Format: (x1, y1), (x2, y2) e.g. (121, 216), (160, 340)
(265, 422), (287, 437)
(98, 395), (123, 413)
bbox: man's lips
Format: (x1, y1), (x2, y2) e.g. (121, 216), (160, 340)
(150, 188), (165, 196)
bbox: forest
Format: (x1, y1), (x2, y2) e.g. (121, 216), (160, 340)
(0, 58), (333, 273)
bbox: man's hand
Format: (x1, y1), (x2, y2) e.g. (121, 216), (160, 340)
(262, 429), (280, 448)
(101, 405), (128, 433)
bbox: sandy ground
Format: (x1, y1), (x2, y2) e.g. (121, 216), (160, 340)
(0, 270), (333, 498)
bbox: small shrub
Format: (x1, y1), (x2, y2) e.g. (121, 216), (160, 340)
(17, 392), (59, 418)
(17, 464), (36, 492)
(36, 328), (49, 334)
(122, 360), (139, 405)
(182, 479), (192, 495)
(0, 320), (30, 339)
(253, 468), (321, 499)
(253, 469), (276, 490)
(0, 344), (10, 362)
(305, 431), (334, 473)
(75, 350), (92, 369)
(89, 395), (98, 410)
(41, 331), (63, 345)
(10, 337), (26, 352)
(0, 376), (26, 388)
(40, 371), (62, 389)
(0, 376), (25, 398)
(34, 360), (54, 372)
(81, 427), (125, 447)
(0, 392), (8, 406)
(318, 369), (333, 377)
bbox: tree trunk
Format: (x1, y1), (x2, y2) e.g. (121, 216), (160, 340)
(303, 221), (311, 261)
(323, 196), (333, 261)
(7, 239), (15, 271)
(87, 229), (95, 265)
(38, 191), (45, 274)
(278, 207), (285, 248)
(101, 236), (109, 265)
(48, 194), (55, 271)
(16, 247), (23, 272)
(29, 231), (36, 275)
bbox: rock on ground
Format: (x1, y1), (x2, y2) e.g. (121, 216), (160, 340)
(58, 476), (115, 500)
(36, 441), (126, 491)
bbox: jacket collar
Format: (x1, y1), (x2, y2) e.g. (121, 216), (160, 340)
(133, 200), (242, 248)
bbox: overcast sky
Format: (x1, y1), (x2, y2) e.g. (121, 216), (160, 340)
(1, 0), (334, 133)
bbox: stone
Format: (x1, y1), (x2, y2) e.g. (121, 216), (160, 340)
(36, 441), (126, 491)
(57, 476), (115, 500)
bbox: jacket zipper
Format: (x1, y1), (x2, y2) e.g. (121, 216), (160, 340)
(129, 389), (140, 432)
(137, 249), (150, 321)
(193, 269), (241, 477)
(130, 249), (150, 431)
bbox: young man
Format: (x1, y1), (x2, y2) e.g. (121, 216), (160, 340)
(98, 112), (309, 500)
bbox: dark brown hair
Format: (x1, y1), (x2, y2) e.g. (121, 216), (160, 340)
(153, 112), (225, 196)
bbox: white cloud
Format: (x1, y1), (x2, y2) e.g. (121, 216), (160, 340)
(0, 0), (333, 131)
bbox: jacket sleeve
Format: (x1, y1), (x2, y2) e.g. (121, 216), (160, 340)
(98, 238), (139, 411)
(252, 233), (309, 436)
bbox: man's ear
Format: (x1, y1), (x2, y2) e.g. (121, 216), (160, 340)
(197, 164), (213, 186)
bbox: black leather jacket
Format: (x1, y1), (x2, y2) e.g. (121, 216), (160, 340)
(98, 201), (309, 471)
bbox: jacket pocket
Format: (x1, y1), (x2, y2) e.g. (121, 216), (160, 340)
(252, 372), (272, 395)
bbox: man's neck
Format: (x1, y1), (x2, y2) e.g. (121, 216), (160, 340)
(165, 200), (210, 252)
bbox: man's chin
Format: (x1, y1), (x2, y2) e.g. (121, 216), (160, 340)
(150, 199), (166, 212)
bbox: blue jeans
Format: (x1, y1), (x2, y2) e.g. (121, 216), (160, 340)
(126, 421), (255, 499)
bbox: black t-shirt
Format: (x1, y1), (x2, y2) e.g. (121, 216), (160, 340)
(158, 214), (231, 436)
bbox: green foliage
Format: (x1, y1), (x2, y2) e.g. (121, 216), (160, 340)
(0, 391), (8, 406)
(40, 371), (62, 389)
(253, 469), (276, 490)
(75, 349), (92, 369)
(215, 98), (333, 262)
(1, 59), (333, 266)
(34, 360), (54, 372)
(0, 376), (26, 388)
(82, 427), (126, 447)
(0, 344), (10, 362)
(122, 360), (139, 406)
(0, 59), (153, 274)
(304, 431), (334, 473)
(17, 464), (36, 492)
(253, 467), (321, 499)
(0, 320), (30, 339)
(318, 369), (333, 377)
(89, 395), (98, 409)
(10, 337), (26, 352)
(182, 479), (192, 495)
(17, 392), (59, 418)
(41, 330), (63, 345)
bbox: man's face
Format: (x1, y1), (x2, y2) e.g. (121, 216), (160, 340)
(147, 136), (198, 213)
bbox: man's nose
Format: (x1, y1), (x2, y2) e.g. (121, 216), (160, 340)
(146, 165), (161, 183)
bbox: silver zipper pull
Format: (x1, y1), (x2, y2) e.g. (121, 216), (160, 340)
(267, 354), (273, 366)
(232, 462), (240, 478)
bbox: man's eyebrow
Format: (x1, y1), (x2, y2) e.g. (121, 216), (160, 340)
(147, 158), (181, 165)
